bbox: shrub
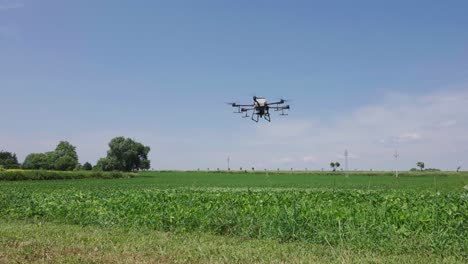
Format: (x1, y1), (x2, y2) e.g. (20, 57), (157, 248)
(0, 170), (136, 181)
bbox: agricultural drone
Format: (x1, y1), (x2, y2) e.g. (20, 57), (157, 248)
(227, 96), (290, 122)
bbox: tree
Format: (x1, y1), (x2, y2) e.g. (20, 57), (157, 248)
(0, 151), (20, 169)
(83, 162), (93, 171)
(54, 141), (79, 170)
(96, 137), (151, 172)
(22, 153), (51, 170)
(22, 141), (79, 171)
(416, 162), (425, 171)
(94, 157), (117, 171)
(330, 162), (336, 172)
(55, 155), (78, 171)
(335, 162), (341, 170)
(457, 166), (461, 172)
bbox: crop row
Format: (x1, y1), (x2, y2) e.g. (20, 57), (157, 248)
(0, 170), (136, 181)
(1, 189), (466, 254)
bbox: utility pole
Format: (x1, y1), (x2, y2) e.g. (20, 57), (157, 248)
(227, 156), (230, 171)
(394, 150), (399, 178)
(345, 149), (349, 177)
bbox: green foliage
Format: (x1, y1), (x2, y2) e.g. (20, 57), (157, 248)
(97, 137), (150, 172)
(0, 188), (466, 255)
(330, 162), (340, 171)
(53, 141), (79, 170)
(0, 151), (20, 169)
(82, 162), (93, 171)
(22, 153), (53, 170)
(55, 141), (78, 162)
(94, 157), (117, 171)
(0, 171), (466, 257)
(4, 221), (459, 263)
(54, 156), (78, 171)
(0, 170), (135, 181)
(417, 161), (425, 171)
(22, 141), (79, 171)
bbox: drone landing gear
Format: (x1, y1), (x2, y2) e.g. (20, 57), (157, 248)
(264, 113), (271, 122)
(251, 113), (259, 122)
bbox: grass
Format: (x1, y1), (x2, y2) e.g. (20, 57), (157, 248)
(1, 188), (465, 254)
(0, 169), (136, 181)
(0, 220), (465, 264)
(0, 171), (466, 263)
(0, 170), (466, 191)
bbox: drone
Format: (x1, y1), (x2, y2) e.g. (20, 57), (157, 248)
(228, 96), (290, 122)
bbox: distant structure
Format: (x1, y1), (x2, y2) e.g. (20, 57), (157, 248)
(344, 149), (349, 177)
(227, 156), (230, 171)
(394, 150), (399, 178)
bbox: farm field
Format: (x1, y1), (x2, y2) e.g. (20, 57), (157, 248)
(1, 170), (466, 191)
(0, 171), (467, 263)
(0, 220), (463, 264)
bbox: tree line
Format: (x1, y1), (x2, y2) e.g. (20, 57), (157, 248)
(0, 137), (150, 172)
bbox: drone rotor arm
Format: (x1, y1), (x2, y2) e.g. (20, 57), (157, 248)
(268, 106), (290, 111)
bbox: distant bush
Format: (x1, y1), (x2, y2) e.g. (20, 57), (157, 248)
(410, 168), (440, 172)
(0, 170), (136, 181)
(82, 162), (93, 171)
(0, 151), (20, 169)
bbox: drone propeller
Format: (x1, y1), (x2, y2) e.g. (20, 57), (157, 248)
(278, 98), (292, 104)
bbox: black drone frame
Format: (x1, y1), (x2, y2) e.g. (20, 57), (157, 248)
(229, 97), (290, 122)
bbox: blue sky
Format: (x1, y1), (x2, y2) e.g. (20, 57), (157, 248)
(1, 0), (468, 170)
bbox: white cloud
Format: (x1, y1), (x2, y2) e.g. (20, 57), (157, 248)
(303, 155), (318, 162)
(236, 88), (468, 171)
(383, 132), (422, 144)
(336, 152), (359, 160)
(2, 88), (468, 171)
(270, 157), (294, 164)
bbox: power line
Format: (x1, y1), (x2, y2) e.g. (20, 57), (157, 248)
(394, 150), (399, 178)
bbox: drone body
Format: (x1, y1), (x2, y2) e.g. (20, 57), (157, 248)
(229, 96), (290, 122)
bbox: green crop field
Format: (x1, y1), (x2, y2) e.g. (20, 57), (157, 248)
(1, 171), (467, 263)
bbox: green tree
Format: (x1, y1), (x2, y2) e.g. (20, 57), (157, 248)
(55, 141), (78, 161)
(416, 162), (425, 171)
(82, 162), (93, 171)
(0, 151), (20, 169)
(53, 141), (79, 170)
(95, 157), (117, 171)
(330, 162), (336, 172)
(335, 162), (341, 170)
(22, 153), (50, 170)
(55, 156), (78, 171)
(22, 141), (79, 171)
(96, 137), (151, 172)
